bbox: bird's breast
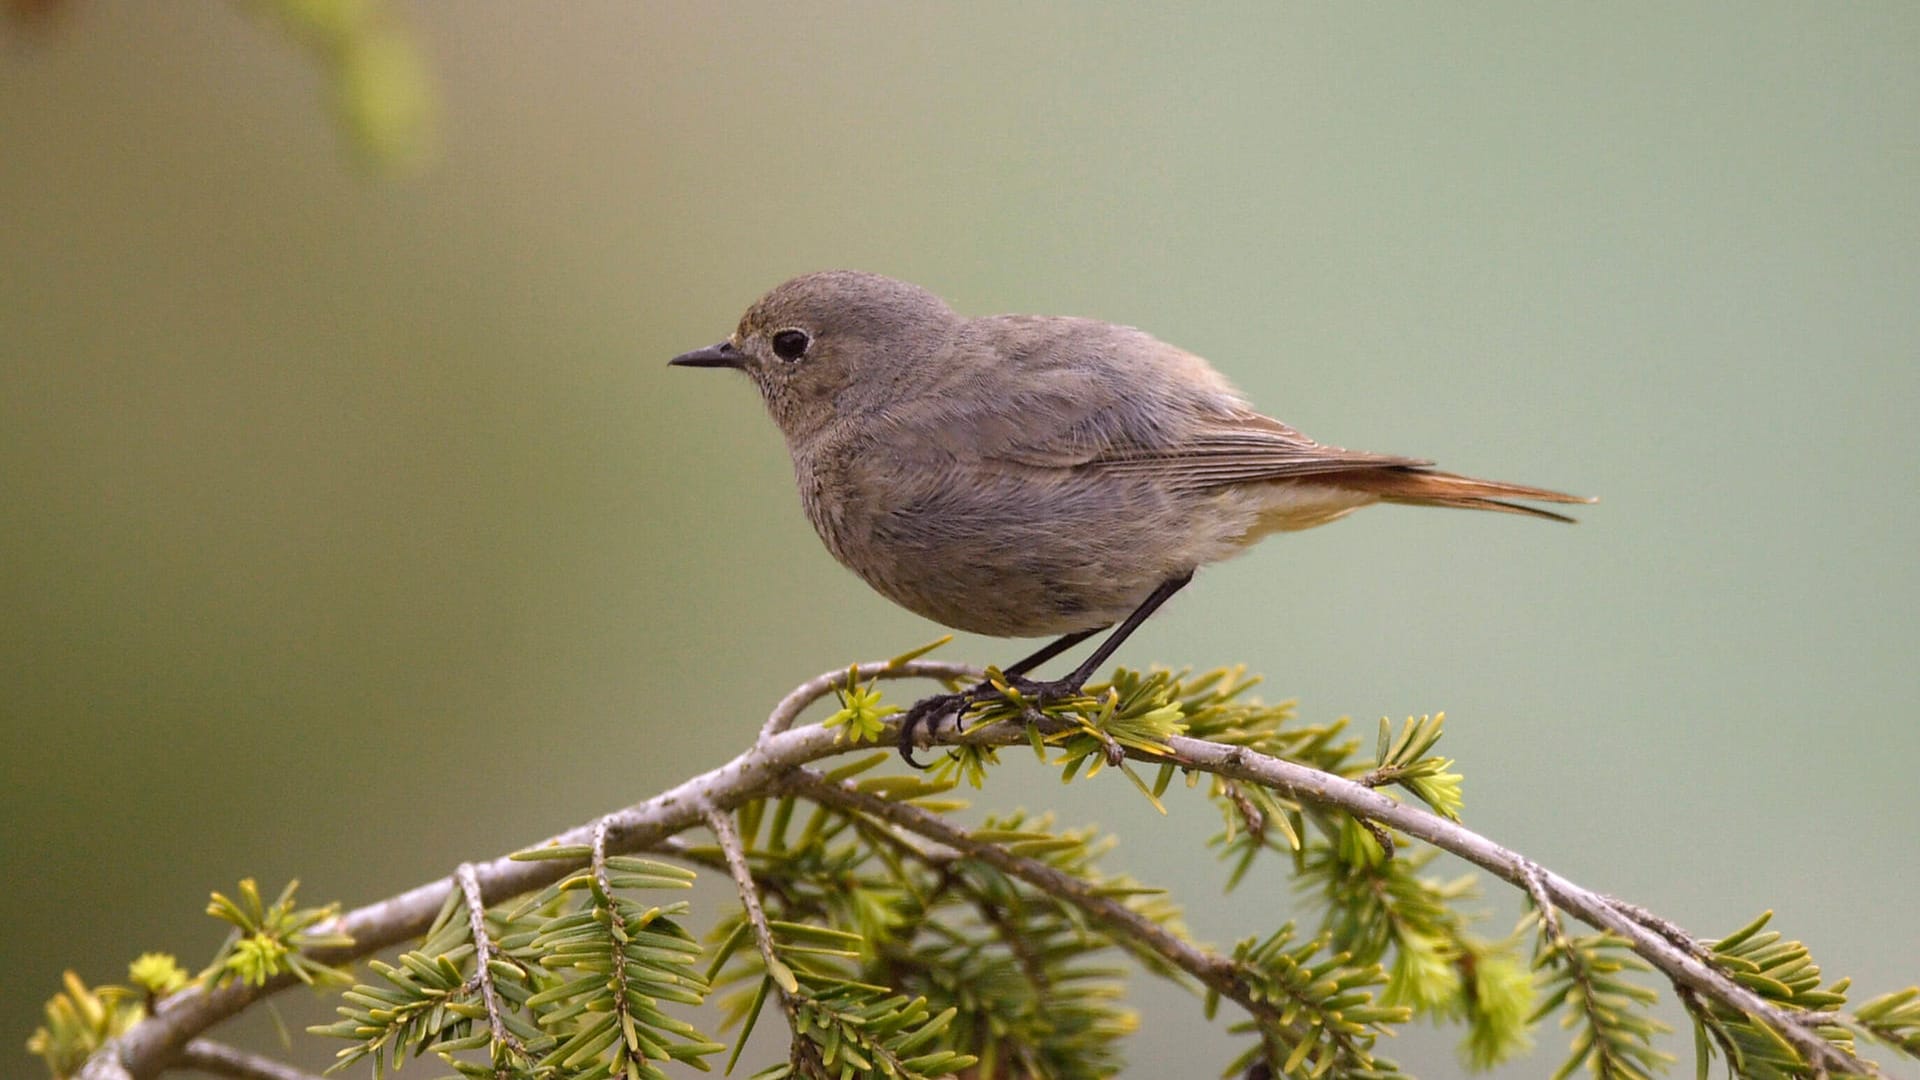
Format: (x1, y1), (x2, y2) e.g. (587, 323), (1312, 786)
(788, 436), (1270, 637)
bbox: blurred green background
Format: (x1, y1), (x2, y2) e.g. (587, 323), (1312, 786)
(4, 4), (1917, 1077)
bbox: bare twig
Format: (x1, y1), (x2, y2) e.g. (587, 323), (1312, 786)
(1604, 895), (1713, 961)
(703, 807), (791, 1010)
(760, 659), (980, 741)
(1517, 858), (1565, 947)
(455, 863), (522, 1072)
(77, 658), (1872, 1079)
(176, 1041), (323, 1080)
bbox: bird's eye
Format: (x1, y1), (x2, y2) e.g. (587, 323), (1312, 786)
(771, 329), (811, 362)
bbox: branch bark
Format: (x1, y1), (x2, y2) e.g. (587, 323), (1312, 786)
(703, 806), (794, 1017)
(175, 1041), (323, 1080)
(454, 863), (522, 1072)
(79, 658), (1870, 1079)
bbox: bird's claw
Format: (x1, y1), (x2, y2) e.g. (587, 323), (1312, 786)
(999, 674), (1081, 703)
(897, 690), (973, 769)
(896, 675), (1089, 769)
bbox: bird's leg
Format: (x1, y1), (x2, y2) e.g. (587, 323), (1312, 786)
(896, 571), (1195, 767)
(1003, 570), (1194, 700)
(896, 627), (1102, 768)
(1002, 626), (1106, 678)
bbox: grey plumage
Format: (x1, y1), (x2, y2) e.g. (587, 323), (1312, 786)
(672, 270), (1591, 639)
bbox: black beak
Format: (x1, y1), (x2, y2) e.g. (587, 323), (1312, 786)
(668, 340), (744, 369)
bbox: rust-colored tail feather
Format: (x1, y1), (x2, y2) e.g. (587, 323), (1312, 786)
(1326, 467), (1596, 524)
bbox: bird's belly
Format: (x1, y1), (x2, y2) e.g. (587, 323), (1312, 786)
(1237, 482), (1378, 537)
(806, 471), (1286, 638)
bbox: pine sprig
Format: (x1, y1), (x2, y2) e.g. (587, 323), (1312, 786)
(1533, 930), (1673, 1080)
(1852, 987), (1920, 1060)
(1684, 911), (1865, 1080)
(710, 916), (976, 1080)
(309, 887), (527, 1077)
(1458, 936), (1539, 1070)
(956, 811), (1191, 985)
(855, 811), (1151, 1077)
(1300, 843), (1473, 986)
(893, 903), (1138, 1079)
(1363, 715), (1463, 822)
(518, 856), (721, 1080)
(710, 796), (1150, 1076)
(1214, 924), (1411, 1079)
(312, 848), (721, 1080)
(1297, 837), (1533, 1066)
(821, 665), (902, 745)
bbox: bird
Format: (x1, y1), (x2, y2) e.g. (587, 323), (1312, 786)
(670, 271), (1591, 764)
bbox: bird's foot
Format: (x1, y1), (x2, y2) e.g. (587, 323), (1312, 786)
(897, 689), (979, 769)
(998, 674), (1087, 704)
(896, 674), (1092, 769)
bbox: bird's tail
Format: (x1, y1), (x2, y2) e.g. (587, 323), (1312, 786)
(1326, 467), (1596, 523)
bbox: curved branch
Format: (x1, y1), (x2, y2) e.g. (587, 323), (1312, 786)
(1152, 734), (1866, 1075)
(760, 659), (980, 740)
(95, 660), (973, 1079)
(80, 658), (1868, 1078)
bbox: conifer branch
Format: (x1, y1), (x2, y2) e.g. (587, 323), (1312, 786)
(780, 768), (1244, 1010)
(786, 768), (1403, 1074)
(175, 1041), (322, 1080)
(86, 660), (970, 1079)
(68, 658), (1892, 1079)
(1152, 732), (1875, 1076)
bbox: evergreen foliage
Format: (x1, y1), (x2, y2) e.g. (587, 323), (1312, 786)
(310, 852), (725, 1080)
(26, 661), (1920, 1080)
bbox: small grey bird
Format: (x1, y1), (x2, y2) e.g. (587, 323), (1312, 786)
(672, 271), (1591, 763)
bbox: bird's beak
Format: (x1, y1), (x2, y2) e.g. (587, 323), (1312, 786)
(668, 340), (744, 369)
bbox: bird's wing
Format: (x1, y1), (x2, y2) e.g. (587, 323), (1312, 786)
(1059, 405), (1436, 486)
(913, 321), (1422, 486)
(993, 404), (1429, 489)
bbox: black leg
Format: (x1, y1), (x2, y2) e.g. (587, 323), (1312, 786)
(1053, 570), (1194, 690)
(1003, 626), (1104, 677)
(896, 571), (1195, 767)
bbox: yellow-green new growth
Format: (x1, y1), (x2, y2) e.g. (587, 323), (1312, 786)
(127, 953), (189, 998)
(201, 878), (353, 989)
(26, 973), (144, 1080)
(822, 665), (902, 744)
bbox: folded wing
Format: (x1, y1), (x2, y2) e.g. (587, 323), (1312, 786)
(923, 318), (1591, 520)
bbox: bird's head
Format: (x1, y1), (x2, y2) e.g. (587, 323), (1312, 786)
(670, 270), (960, 444)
